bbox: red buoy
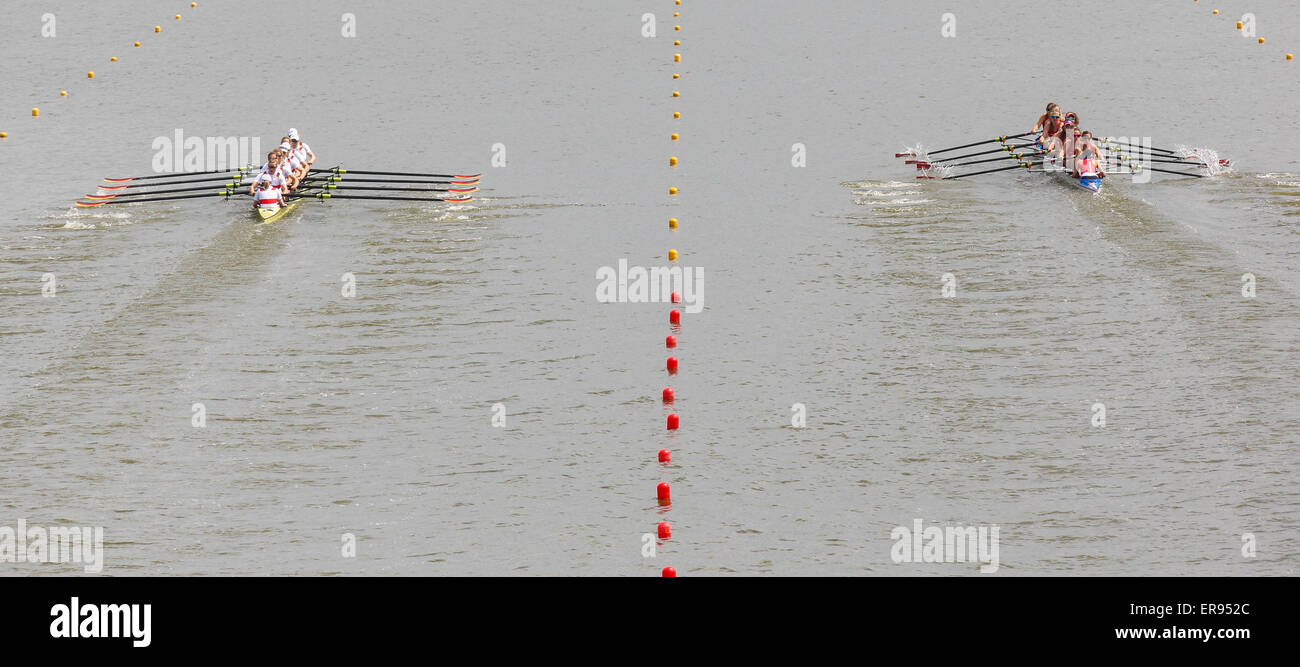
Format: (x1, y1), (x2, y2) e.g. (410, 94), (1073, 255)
(658, 448), (671, 463)
(657, 482), (671, 502)
(666, 356), (678, 373)
(671, 291), (682, 304)
(666, 335), (677, 348)
(669, 309), (681, 324)
(667, 413), (679, 430)
(662, 566), (677, 577)
(658, 521), (672, 539)
(663, 387), (675, 402)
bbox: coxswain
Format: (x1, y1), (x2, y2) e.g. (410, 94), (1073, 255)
(252, 172), (286, 211)
(1072, 130), (1106, 179)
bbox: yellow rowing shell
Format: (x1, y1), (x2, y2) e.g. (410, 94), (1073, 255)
(255, 200), (300, 224)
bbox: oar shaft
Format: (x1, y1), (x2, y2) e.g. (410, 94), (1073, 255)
(104, 166), (255, 182)
(102, 173), (256, 189)
(300, 176), (475, 185)
(301, 193), (471, 202)
(943, 161), (1037, 179)
(310, 168), (482, 178)
(927, 131), (1038, 156)
(77, 190), (237, 205)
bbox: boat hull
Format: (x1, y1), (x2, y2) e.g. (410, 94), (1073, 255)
(255, 200), (299, 224)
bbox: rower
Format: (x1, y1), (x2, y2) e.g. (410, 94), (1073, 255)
(250, 150), (281, 196)
(1032, 103), (1062, 146)
(1072, 130), (1106, 179)
(278, 140), (306, 185)
(252, 172), (287, 211)
(287, 128), (315, 176)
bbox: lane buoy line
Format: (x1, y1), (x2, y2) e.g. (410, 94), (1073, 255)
(2, 3), (200, 140)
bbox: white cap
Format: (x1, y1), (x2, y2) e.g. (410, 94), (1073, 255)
(278, 142), (292, 150)
(287, 128), (300, 140)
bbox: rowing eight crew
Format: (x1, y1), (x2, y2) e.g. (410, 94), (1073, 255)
(250, 128), (316, 210)
(1031, 102), (1106, 181)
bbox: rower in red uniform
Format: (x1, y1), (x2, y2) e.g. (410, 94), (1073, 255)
(1033, 103), (1063, 147)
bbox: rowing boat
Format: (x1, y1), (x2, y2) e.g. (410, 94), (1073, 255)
(895, 129), (1226, 187)
(1045, 163), (1103, 193)
(256, 200), (300, 224)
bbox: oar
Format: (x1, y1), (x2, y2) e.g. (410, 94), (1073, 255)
(1134, 165), (1204, 178)
(942, 161), (1039, 179)
(299, 175), (479, 186)
(299, 183), (478, 194)
(901, 131), (1038, 158)
(97, 172), (260, 189)
(103, 166), (257, 183)
(921, 142), (1040, 164)
(84, 181), (253, 199)
(295, 193), (473, 203)
(919, 151), (1044, 169)
(75, 190), (240, 207)
(310, 167), (482, 179)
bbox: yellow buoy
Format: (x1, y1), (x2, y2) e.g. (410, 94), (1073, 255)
(674, 25), (681, 31)
(674, 40), (681, 46)
(87, 71), (95, 78)
(1236, 21), (1242, 29)
(668, 249), (678, 261)
(111, 56), (118, 61)
(668, 217), (678, 229)
(1212, 9), (1218, 15)
(32, 108), (39, 117)
(176, 15), (182, 20)
(1288, 53), (1294, 60)
(60, 91), (67, 97)
(192, 2), (197, 7)
(671, 133), (679, 141)
(675, 54), (681, 63)
(673, 73), (680, 79)
(1258, 37), (1265, 44)
(670, 156), (678, 166)
(673, 112), (681, 119)
(676, 0), (681, 5)
(672, 91), (680, 97)
(135, 41), (141, 47)
(669, 187), (678, 195)
(155, 26), (162, 33)
(674, 12), (680, 18)
(0, 132), (8, 139)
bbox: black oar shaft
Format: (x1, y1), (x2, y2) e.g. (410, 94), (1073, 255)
(104, 173), (256, 188)
(944, 162), (1037, 179)
(310, 168), (482, 178)
(301, 177), (470, 185)
(927, 131), (1038, 156)
(80, 191), (236, 205)
(104, 166), (255, 182)
(302, 194), (470, 202)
